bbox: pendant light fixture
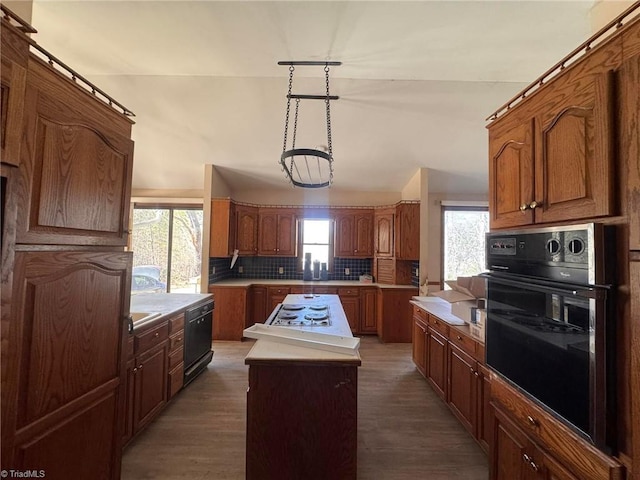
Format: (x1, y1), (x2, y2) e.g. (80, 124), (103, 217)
(278, 60), (341, 188)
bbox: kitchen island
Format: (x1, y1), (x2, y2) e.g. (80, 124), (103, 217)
(245, 294), (361, 480)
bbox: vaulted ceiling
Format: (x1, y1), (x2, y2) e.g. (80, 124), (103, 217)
(28, 1), (604, 195)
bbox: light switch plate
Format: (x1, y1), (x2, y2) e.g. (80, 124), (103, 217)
(278, 267), (284, 274)
(238, 266), (244, 273)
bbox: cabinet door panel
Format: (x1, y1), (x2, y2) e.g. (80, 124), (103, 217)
(236, 206), (258, 255)
(258, 212), (278, 254)
(340, 295), (359, 333)
(134, 342), (168, 433)
(489, 120), (535, 229)
(334, 214), (354, 257)
(374, 212), (393, 257)
(17, 60), (133, 245)
(3, 250), (131, 472)
(354, 213), (373, 257)
(359, 288), (377, 333)
(16, 392), (118, 480)
(427, 329), (447, 400)
(276, 213), (296, 256)
(492, 408), (537, 480)
(412, 318), (427, 376)
(448, 344), (477, 435)
(535, 71), (615, 223)
(396, 204), (419, 260)
(1, 56), (27, 167)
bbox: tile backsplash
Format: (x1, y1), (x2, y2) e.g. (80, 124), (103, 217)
(209, 256), (372, 283)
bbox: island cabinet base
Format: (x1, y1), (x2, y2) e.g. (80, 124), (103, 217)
(246, 362), (358, 480)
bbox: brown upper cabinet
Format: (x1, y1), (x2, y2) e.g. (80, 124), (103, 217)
(488, 41), (618, 229)
(395, 203), (420, 260)
(258, 208), (297, 256)
(374, 208), (394, 257)
(1, 23), (28, 168)
(334, 209), (374, 258)
(235, 205), (258, 255)
(15, 57), (134, 246)
(210, 198), (236, 257)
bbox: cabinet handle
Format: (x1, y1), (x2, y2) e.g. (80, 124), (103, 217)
(456, 335), (462, 341)
(177, 337), (182, 342)
(523, 454), (539, 472)
(529, 200), (541, 209)
(138, 364), (143, 369)
(526, 415), (538, 427)
(154, 332), (159, 338)
(519, 203), (529, 212)
(127, 315), (133, 334)
(133, 367), (138, 373)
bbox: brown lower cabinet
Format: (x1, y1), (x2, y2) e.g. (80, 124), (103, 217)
(123, 320), (169, 447)
(490, 375), (624, 480)
(209, 286), (248, 340)
(213, 284), (384, 336)
(245, 360), (360, 479)
(411, 305), (491, 453)
(493, 407), (579, 480)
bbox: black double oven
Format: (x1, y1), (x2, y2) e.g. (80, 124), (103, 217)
(483, 223), (616, 453)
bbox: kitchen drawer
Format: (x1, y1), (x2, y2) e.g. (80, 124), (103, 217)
(491, 375), (623, 480)
(169, 331), (184, 352)
(169, 313), (185, 334)
(338, 287), (360, 296)
(290, 286), (338, 294)
(168, 345), (184, 370)
(168, 363), (184, 399)
(412, 305), (427, 322)
(135, 321), (169, 353)
(268, 286), (290, 296)
(427, 314), (449, 336)
(448, 328), (476, 357)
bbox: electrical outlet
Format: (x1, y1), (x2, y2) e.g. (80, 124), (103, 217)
(278, 267), (284, 274)
(238, 266), (244, 273)
(212, 266), (216, 275)
(345, 268), (350, 275)
(415, 268), (419, 276)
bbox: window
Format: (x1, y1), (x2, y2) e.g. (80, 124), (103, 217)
(441, 206), (489, 284)
(131, 205), (203, 293)
(298, 219), (333, 271)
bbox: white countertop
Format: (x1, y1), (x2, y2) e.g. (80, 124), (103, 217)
(245, 294), (361, 364)
(410, 297), (467, 325)
(210, 278), (416, 289)
(130, 293), (213, 328)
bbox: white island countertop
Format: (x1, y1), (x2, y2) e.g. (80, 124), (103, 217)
(245, 294), (361, 365)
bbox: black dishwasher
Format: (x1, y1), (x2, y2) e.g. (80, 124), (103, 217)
(184, 299), (214, 385)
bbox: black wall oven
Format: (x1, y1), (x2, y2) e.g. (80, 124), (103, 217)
(483, 223), (615, 452)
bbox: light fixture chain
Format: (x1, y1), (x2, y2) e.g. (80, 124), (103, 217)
(282, 65), (295, 154)
(325, 64), (333, 159)
(292, 98), (300, 150)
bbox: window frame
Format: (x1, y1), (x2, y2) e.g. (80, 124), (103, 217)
(440, 205), (489, 289)
(296, 217), (335, 273)
(131, 202), (203, 293)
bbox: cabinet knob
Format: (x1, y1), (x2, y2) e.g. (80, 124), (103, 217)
(133, 367), (138, 373)
(526, 415), (538, 427)
(529, 200), (541, 209)
(138, 364), (143, 369)
(154, 332), (159, 338)
(456, 335), (462, 341)
(519, 203), (529, 212)
(178, 337), (182, 342)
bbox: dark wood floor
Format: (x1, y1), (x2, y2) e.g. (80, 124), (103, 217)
(122, 336), (488, 479)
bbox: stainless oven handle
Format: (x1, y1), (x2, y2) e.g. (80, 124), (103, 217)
(482, 273), (608, 300)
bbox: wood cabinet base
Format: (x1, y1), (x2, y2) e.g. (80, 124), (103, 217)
(246, 363), (358, 480)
